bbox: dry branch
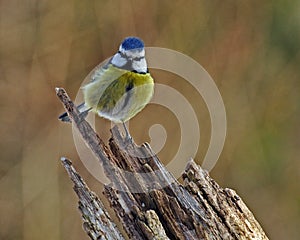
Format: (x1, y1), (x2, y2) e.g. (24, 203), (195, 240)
(60, 157), (124, 240)
(56, 87), (269, 240)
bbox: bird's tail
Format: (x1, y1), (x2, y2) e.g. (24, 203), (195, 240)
(58, 102), (89, 122)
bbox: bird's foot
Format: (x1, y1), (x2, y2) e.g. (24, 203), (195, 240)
(122, 122), (134, 147)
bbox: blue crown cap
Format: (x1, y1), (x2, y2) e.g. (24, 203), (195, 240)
(121, 37), (144, 51)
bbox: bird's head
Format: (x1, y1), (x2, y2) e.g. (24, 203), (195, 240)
(119, 37), (145, 58)
(111, 37), (147, 73)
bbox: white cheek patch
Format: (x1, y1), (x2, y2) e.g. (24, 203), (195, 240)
(111, 53), (127, 67)
(132, 58), (147, 73)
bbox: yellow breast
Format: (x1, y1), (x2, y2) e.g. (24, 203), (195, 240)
(83, 64), (154, 123)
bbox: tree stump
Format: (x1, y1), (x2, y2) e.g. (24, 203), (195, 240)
(56, 88), (269, 240)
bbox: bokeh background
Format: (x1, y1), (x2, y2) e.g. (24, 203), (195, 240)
(1, 0), (299, 239)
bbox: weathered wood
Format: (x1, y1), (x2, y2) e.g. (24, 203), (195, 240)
(56, 87), (269, 240)
(60, 157), (124, 240)
(183, 160), (269, 240)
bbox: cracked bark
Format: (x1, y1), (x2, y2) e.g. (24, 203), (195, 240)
(56, 88), (269, 240)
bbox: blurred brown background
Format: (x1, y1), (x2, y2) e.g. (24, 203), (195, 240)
(1, 0), (299, 239)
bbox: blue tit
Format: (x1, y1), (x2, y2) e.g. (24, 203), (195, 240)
(59, 37), (154, 137)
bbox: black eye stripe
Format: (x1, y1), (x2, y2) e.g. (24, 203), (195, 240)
(118, 50), (126, 58)
(133, 56), (144, 61)
(118, 51), (144, 61)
